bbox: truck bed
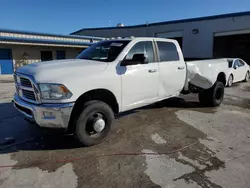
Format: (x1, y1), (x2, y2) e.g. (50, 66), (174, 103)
(185, 58), (229, 89)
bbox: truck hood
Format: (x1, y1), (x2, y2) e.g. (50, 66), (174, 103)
(16, 59), (109, 83)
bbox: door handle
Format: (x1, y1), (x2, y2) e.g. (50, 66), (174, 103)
(178, 66), (185, 70)
(148, 69), (157, 73)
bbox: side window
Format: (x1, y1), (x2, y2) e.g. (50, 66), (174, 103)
(125, 41), (155, 63)
(157, 41), (179, 62)
(234, 60), (240, 68)
(239, 60), (245, 67)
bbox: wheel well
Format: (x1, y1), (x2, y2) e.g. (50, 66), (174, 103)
(217, 72), (226, 86)
(67, 89), (119, 133)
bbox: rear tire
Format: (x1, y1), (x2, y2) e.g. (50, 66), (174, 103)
(199, 81), (224, 107)
(227, 74), (233, 87)
(75, 100), (114, 146)
(244, 71), (249, 82)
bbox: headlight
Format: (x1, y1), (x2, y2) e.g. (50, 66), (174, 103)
(39, 84), (72, 100)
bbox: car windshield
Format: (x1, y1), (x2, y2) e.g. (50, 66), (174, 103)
(228, 60), (233, 68)
(76, 40), (131, 62)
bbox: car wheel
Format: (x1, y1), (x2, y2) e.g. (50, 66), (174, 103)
(244, 71), (249, 82)
(75, 100), (114, 146)
(199, 81), (224, 107)
(227, 74), (233, 87)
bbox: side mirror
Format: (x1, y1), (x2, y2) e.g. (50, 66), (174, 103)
(132, 53), (149, 64)
(234, 65), (239, 69)
(121, 53), (149, 66)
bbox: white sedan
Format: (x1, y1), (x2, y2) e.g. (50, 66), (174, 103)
(227, 58), (250, 87)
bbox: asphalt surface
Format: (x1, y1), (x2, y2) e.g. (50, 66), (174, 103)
(0, 76), (250, 188)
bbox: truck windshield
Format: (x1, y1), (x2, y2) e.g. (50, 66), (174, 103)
(76, 40), (130, 62)
(228, 60), (233, 68)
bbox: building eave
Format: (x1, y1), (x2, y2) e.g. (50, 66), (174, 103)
(71, 11), (250, 34)
(0, 36), (93, 48)
(0, 28), (104, 40)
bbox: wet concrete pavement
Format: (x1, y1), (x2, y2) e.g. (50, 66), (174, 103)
(0, 78), (250, 188)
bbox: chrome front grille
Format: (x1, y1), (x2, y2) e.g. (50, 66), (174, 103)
(14, 73), (40, 104)
(20, 77), (32, 88)
(22, 89), (36, 101)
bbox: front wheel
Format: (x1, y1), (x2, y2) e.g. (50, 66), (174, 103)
(75, 100), (114, 146)
(227, 74), (233, 87)
(244, 71), (249, 82)
(199, 81), (224, 107)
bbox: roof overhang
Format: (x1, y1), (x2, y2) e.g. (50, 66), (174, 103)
(214, 29), (250, 37)
(0, 36), (92, 48)
(71, 11), (250, 34)
(0, 29), (104, 48)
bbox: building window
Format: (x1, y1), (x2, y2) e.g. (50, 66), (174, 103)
(56, 51), (66, 59)
(41, 51), (53, 61)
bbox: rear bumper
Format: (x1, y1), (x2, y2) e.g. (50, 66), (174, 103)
(13, 93), (74, 129)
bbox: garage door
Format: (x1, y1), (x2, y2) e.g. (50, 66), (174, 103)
(213, 30), (250, 65)
(0, 49), (13, 74)
(155, 31), (183, 49)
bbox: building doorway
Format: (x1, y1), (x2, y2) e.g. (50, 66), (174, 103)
(0, 49), (13, 74)
(155, 31), (183, 49)
(41, 51), (53, 61)
(213, 31), (250, 65)
(56, 51), (66, 59)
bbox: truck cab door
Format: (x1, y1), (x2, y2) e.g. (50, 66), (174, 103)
(118, 40), (159, 111)
(155, 40), (186, 97)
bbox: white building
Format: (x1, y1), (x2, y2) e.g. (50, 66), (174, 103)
(0, 29), (103, 74)
(72, 11), (250, 64)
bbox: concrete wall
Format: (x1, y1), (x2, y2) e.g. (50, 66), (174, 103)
(0, 44), (84, 70)
(74, 15), (250, 58)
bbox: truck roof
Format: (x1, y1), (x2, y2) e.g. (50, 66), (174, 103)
(105, 37), (177, 43)
(227, 58), (239, 61)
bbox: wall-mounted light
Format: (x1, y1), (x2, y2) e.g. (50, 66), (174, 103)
(192, 29), (199, 34)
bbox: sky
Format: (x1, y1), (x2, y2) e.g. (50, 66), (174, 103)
(0, 0), (250, 35)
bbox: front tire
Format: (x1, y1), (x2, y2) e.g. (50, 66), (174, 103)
(244, 71), (249, 82)
(75, 100), (114, 146)
(227, 74), (233, 87)
(199, 81), (224, 107)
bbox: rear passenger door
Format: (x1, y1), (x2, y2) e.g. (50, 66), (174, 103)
(238, 59), (248, 80)
(155, 40), (186, 97)
(233, 60), (243, 82)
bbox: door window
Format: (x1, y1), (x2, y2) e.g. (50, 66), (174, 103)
(228, 60), (233, 68)
(234, 60), (241, 68)
(125, 41), (155, 63)
(238, 59), (245, 67)
(157, 41), (179, 62)
(233, 60), (237, 68)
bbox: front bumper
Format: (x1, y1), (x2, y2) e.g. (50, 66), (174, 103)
(13, 93), (74, 129)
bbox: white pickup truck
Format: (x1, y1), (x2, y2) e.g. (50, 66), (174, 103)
(13, 37), (228, 146)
